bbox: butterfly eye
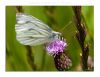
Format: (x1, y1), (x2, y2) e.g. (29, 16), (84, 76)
(47, 28), (52, 32)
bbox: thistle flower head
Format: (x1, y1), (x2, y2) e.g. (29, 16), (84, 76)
(54, 52), (72, 71)
(46, 38), (72, 71)
(46, 39), (67, 56)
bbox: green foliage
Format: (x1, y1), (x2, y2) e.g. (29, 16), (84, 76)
(6, 6), (94, 71)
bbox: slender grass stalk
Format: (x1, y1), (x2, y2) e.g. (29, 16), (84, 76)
(38, 6), (57, 70)
(26, 46), (36, 70)
(16, 6), (23, 13)
(44, 6), (57, 27)
(72, 6), (89, 71)
(15, 6), (36, 70)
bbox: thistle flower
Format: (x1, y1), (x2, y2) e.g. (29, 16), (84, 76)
(46, 39), (67, 56)
(54, 52), (72, 71)
(46, 38), (72, 71)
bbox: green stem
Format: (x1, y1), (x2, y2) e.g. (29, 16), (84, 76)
(26, 46), (36, 70)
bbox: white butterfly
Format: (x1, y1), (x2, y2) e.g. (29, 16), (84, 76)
(15, 13), (61, 46)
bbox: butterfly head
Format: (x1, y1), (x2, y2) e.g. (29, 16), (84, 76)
(51, 31), (61, 40)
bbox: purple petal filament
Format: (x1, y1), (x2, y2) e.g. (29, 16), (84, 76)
(46, 39), (67, 56)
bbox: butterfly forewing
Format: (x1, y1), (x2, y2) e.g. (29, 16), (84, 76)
(15, 13), (54, 46)
(16, 13), (52, 30)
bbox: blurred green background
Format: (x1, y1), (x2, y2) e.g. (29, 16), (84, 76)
(6, 6), (94, 71)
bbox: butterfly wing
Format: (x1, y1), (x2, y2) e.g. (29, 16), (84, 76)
(15, 13), (53, 46)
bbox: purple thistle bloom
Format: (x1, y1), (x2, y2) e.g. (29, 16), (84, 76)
(46, 39), (67, 56)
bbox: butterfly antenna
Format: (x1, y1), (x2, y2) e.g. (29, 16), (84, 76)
(60, 21), (73, 33)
